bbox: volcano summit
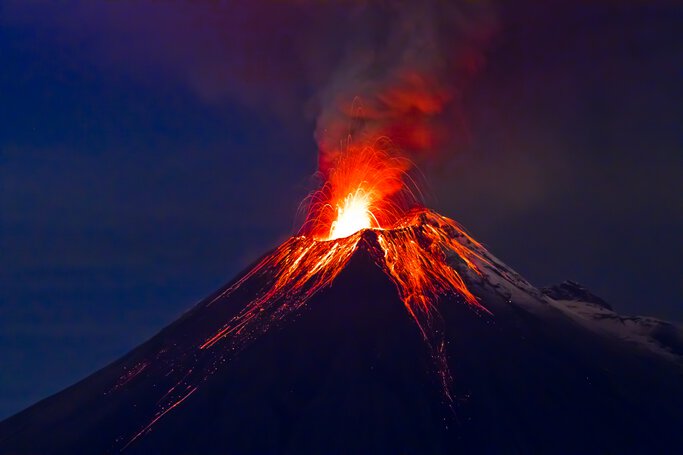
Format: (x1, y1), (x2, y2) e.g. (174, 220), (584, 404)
(1, 206), (682, 454)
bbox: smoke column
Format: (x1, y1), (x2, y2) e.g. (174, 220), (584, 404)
(311, 0), (497, 175)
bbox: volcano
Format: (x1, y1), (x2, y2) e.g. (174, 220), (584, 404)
(1, 208), (681, 454)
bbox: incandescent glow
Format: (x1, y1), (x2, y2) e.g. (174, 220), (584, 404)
(302, 137), (417, 241)
(328, 189), (375, 240)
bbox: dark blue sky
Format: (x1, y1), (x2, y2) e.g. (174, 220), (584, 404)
(1, 1), (681, 419)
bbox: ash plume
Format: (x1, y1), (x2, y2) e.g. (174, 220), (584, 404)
(312, 0), (497, 175)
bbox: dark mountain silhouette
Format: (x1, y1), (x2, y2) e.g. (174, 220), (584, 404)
(1, 224), (682, 454)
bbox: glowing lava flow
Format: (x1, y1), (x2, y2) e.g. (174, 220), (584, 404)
(201, 208), (489, 348)
(200, 233), (362, 350)
(201, 141), (490, 362)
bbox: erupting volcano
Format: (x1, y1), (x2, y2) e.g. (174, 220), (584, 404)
(1, 135), (682, 454)
(198, 139), (492, 408)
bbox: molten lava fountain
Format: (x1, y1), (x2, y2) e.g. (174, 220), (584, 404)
(126, 138), (492, 447)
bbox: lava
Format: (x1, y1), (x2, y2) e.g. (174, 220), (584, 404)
(302, 137), (418, 241)
(202, 208), (488, 348)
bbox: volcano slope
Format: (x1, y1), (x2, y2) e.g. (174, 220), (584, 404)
(1, 214), (682, 454)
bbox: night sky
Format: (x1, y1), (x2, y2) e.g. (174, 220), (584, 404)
(1, 1), (681, 420)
